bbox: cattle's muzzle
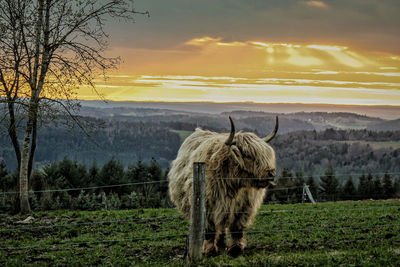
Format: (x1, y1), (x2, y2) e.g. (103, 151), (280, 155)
(254, 178), (276, 188)
(254, 169), (276, 188)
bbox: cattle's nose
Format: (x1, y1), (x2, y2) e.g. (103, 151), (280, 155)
(268, 169), (276, 178)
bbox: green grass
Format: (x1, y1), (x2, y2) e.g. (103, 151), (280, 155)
(1, 200), (400, 266)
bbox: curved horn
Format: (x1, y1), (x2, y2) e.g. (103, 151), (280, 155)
(263, 116), (279, 143)
(225, 116), (235, 146)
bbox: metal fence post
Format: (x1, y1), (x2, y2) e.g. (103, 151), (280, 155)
(187, 162), (206, 264)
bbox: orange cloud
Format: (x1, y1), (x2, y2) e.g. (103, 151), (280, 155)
(180, 37), (380, 71)
(184, 37), (222, 46)
(306, 1), (328, 8)
(107, 36), (400, 78)
(86, 74), (400, 106)
(92, 36), (400, 106)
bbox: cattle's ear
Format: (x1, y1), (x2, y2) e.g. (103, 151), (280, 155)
(230, 145), (245, 168)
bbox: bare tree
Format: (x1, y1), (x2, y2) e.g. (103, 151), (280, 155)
(0, 0), (148, 214)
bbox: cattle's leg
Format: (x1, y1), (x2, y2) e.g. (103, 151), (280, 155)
(228, 202), (255, 257)
(215, 209), (229, 252)
(215, 230), (227, 251)
(203, 227), (217, 255)
(203, 217), (218, 255)
(228, 219), (247, 257)
(206, 196), (235, 255)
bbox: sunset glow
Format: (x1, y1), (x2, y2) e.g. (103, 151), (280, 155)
(78, 36), (400, 106)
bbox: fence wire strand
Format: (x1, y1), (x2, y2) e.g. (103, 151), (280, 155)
(1, 171), (399, 196)
(0, 180), (168, 195)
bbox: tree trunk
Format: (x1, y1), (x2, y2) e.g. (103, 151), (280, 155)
(7, 102), (21, 169)
(19, 146), (31, 213)
(19, 103), (36, 214)
(7, 101), (23, 213)
(28, 110), (38, 179)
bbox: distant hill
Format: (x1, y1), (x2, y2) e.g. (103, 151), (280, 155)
(368, 119), (400, 131)
(81, 106), (314, 134)
(2, 102), (400, 176)
(80, 105), (391, 133)
(286, 112), (383, 131)
(80, 100), (400, 120)
(1, 115), (400, 178)
(0, 118), (182, 171)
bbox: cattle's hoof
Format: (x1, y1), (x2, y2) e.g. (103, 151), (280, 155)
(227, 244), (243, 257)
(216, 240), (227, 250)
(203, 241), (218, 256)
(203, 246), (218, 257)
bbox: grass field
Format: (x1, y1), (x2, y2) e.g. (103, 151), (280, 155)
(1, 200), (399, 266)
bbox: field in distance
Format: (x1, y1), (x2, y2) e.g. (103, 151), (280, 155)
(1, 200), (399, 266)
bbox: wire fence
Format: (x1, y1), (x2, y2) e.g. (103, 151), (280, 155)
(220, 172), (400, 180)
(1, 171), (399, 196)
(211, 204), (400, 215)
(0, 180), (168, 195)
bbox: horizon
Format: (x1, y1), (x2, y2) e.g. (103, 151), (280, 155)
(80, 99), (400, 107)
(79, 99), (400, 120)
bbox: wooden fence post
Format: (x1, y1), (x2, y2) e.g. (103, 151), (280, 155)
(187, 162), (206, 264)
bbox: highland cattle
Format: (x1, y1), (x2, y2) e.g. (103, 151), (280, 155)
(168, 116), (278, 256)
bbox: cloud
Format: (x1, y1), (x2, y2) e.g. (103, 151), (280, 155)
(305, 1), (328, 8)
(184, 37), (221, 46)
(86, 74), (400, 105)
(88, 33), (400, 106)
(180, 36), (380, 70)
(105, 35), (399, 92)
(106, 0), (400, 54)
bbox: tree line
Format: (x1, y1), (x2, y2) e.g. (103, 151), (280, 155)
(2, 119), (400, 177)
(0, 157), (169, 213)
(273, 129), (400, 177)
(1, 158), (399, 213)
(0, 117), (181, 171)
(266, 167), (400, 204)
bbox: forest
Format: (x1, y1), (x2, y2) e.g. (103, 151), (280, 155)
(1, 156), (399, 213)
(1, 115), (400, 174)
(274, 128), (400, 175)
(0, 157), (168, 213)
(0, 117), (182, 170)
(1, 112), (400, 213)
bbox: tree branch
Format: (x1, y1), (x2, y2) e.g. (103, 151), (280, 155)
(40, 97), (102, 148)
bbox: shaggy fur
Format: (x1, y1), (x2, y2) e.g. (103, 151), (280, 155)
(168, 127), (276, 256)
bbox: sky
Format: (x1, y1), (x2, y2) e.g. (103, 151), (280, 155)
(79, 0), (400, 106)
